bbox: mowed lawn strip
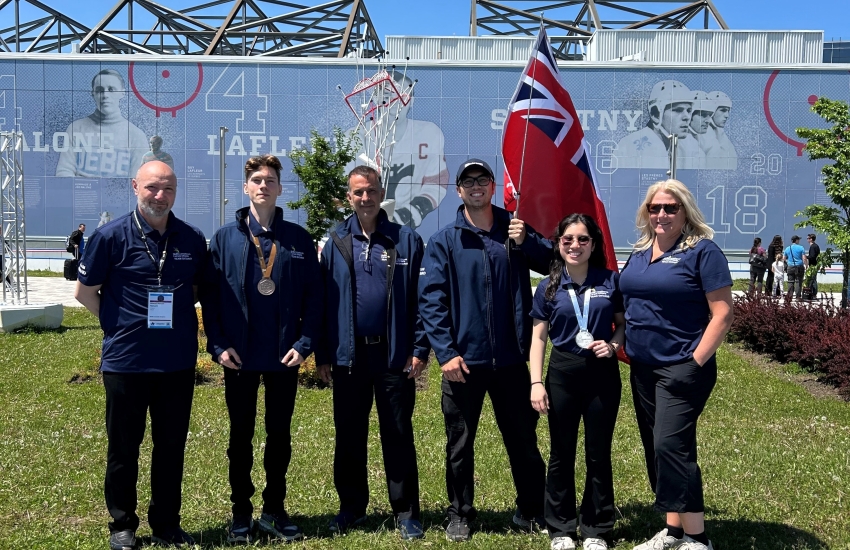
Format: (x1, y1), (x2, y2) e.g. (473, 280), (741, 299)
(0, 308), (847, 549)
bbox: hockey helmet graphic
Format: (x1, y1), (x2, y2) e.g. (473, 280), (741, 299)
(648, 80), (693, 114)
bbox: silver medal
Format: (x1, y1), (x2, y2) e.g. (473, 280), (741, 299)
(258, 277), (276, 296)
(575, 330), (594, 349)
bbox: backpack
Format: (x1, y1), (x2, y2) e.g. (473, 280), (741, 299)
(65, 234), (74, 253)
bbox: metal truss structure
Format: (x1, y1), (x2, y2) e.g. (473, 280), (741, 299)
(471, 0), (729, 59)
(0, 0), (382, 57)
(0, 132), (28, 305)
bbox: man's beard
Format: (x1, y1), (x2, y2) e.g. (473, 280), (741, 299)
(139, 199), (170, 218)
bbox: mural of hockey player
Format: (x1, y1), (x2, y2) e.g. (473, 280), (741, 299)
(349, 71), (449, 230)
(613, 80), (694, 171)
(701, 91), (737, 170)
(679, 90), (713, 169)
(55, 69), (148, 178)
(141, 135), (175, 170)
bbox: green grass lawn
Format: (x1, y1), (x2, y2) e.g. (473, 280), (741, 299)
(1, 308), (848, 549)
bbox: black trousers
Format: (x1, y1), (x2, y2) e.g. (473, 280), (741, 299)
(442, 363), (545, 520)
(224, 367), (298, 516)
(786, 264), (805, 299)
(630, 357), (717, 513)
(544, 349), (621, 541)
(332, 342), (420, 520)
(103, 368), (195, 533)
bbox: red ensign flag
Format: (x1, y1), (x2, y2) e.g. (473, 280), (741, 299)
(502, 24), (617, 272)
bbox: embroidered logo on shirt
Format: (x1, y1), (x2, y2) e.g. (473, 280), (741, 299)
(590, 289), (610, 298)
(78, 262), (87, 276)
(290, 246), (304, 260)
(395, 257), (409, 266)
(380, 250), (389, 263)
(420, 267), (426, 276)
(172, 251), (193, 261)
(661, 256), (681, 264)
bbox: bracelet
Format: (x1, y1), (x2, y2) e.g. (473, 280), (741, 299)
(531, 381), (543, 386)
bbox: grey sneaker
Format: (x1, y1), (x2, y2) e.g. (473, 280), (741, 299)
(584, 537), (608, 550)
(676, 536), (714, 550)
(512, 508), (548, 533)
(633, 528), (681, 550)
(226, 514), (254, 544)
(258, 511), (303, 541)
(445, 514), (470, 542)
(551, 536), (577, 550)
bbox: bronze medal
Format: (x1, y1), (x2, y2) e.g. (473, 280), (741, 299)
(246, 218), (278, 296)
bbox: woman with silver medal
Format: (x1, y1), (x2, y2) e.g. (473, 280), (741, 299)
(528, 213), (625, 550)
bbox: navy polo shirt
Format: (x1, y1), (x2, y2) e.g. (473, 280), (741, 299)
(619, 238), (732, 366)
(530, 266), (623, 357)
(78, 208), (206, 373)
(243, 212), (280, 369)
(459, 213), (523, 367)
(352, 221), (388, 337)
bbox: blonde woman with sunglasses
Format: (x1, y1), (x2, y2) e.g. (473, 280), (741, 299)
(619, 180), (733, 550)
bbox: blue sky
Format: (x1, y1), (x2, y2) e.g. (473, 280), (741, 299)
(6, 0), (850, 43)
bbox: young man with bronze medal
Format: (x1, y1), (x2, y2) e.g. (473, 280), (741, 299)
(200, 154), (323, 544)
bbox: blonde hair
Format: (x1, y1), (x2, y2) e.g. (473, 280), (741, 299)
(634, 179), (714, 251)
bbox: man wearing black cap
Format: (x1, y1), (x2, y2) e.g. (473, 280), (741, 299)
(420, 158), (552, 542)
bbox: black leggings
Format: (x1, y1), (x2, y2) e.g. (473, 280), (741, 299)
(544, 348), (621, 541)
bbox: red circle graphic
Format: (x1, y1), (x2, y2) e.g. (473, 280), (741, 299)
(129, 62), (203, 118)
(763, 70), (807, 157)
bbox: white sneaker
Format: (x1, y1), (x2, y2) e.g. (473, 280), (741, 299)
(676, 535), (714, 550)
(551, 536), (577, 550)
(584, 537), (608, 550)
(632, 528), (681, 550)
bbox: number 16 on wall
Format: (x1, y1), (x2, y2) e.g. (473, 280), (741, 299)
(705, 185), (768, 235)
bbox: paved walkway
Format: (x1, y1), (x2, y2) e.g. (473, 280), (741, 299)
(5, 277), (848, 309)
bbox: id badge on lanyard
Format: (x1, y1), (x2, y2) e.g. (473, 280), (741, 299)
(148, 286), (175, 329)
(133, 209), (173, 329)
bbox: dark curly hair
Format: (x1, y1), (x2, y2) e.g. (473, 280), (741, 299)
(544, 213), (606, 301)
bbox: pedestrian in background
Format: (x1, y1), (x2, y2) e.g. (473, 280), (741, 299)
(784, 235), (806, 301)
(771, 253), (786, 297)
(764, 235), (783, 296)
(747, 237), (767, 293)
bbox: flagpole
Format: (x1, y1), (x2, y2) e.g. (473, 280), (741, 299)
(513, 21), (545, 220)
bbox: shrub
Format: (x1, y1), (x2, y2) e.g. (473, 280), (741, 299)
(730, 293), (850, 395)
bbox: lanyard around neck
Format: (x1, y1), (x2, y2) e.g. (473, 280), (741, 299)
(133, 209), (169, 286)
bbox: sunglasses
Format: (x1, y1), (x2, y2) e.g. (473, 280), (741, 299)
(458, 176), (493, 188)
(560, 235), (591, 246)
(647, 203), (683, 215)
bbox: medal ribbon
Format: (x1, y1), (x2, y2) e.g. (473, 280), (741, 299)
(246, 222), (277, 281)
(567, 285), (591, 335)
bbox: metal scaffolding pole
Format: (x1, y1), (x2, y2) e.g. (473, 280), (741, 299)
(0, 131), (28, 305)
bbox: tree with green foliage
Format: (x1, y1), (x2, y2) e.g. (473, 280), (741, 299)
(795, 97), (850, 307)
(287, 127), (359, 243)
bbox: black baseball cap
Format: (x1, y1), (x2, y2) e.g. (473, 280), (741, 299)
(455, 158), (495, 185)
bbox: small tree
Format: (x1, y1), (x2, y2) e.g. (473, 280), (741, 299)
(287, 127), (359, 243)
(795, 97), (850, 307)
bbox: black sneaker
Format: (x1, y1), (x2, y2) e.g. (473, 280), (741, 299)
(109, 529), (137, 550)
(328, 511), (366, 534)
(398, 518), (425, 540)
(226, 514), (254, 544)
(445, 514), (470, 542)
(150, 526), (195, 547)
(258, 511), (303, 541)
(512, 508), (548, 534)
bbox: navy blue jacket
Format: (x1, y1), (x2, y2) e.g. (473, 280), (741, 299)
(419, 205), (553, 367)
(200, 207), (322, 369)
(317, 209), (430, 369)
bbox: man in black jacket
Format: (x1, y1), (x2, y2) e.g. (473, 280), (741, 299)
(69, 224), (86, 259)
(201, 154), (322, 544)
